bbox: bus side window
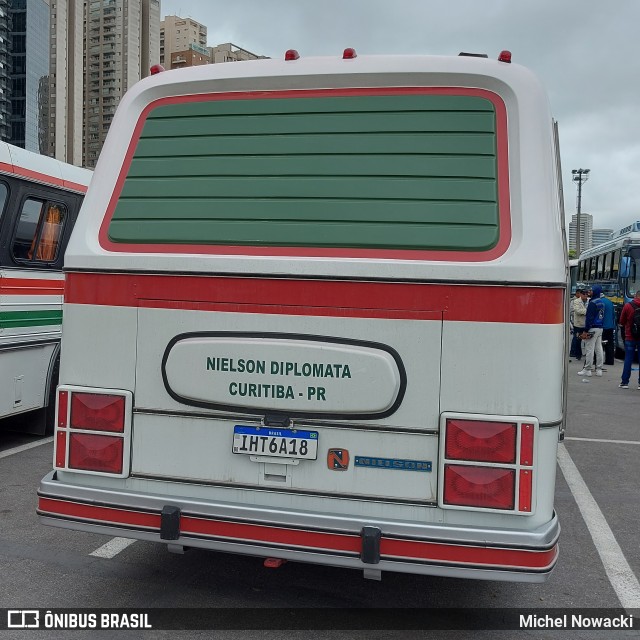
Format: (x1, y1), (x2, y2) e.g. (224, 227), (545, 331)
(0, 182), (8, 223)
(12, 198), (67, 264)
(612, 250), (620, 279)
(603, 252), (612, 279)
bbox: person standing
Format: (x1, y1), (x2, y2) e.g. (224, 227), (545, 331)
(618, 292), (640, 389)
(600, 289), (616, 366)
(569, 289), (588, 361)
(578, 284), (605, 377)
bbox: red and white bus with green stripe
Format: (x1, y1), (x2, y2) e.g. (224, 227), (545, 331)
(0, 142), (91, 434)
(38, 50), (566, 582)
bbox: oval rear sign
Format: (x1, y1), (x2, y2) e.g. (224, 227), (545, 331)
(161, 332), (406, 419)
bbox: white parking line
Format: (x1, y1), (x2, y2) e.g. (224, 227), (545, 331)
(565, 436), (640, 445)
(557, 443), (640, 610)
(0, 437), (53, 459)
(90, 537), (137, 558)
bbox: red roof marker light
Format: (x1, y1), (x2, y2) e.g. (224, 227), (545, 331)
(343, 48), (357, 59)
(498, 50), (512, 63)
(284, 49), (300, 61)
(150, 64), (165, 75)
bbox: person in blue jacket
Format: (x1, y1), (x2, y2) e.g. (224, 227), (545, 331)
(600, 288), (616, 366)
(578, 284), (605, 376)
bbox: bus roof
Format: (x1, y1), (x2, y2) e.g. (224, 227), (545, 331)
(0, 141), (92, 193)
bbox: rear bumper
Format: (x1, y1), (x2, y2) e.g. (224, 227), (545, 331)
(38, 471), (559, 582)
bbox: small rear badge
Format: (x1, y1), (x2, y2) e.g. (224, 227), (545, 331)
(355, 457), (432, 472)
(327, 448), (350, 470)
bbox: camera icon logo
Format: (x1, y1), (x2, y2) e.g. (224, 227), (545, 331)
(7, 610), (40, 629)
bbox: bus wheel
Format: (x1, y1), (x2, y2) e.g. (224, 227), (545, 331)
(45, 358), (60, 436)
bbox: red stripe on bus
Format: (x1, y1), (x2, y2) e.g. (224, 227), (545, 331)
(65, 272), (564, 324)
(97, 87), (511, 262)
(0, 162), (88, 193)
(38, 497), (160, 529)
(380, 538), (556, 569)
(1, 277), (64, 296)
(38, 496), (557, 570)
(180, 515), (360, 553)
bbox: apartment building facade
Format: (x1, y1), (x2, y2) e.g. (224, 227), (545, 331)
(49, 0), (159, 168)
(568, 212), (594, 255)
(160, 15), (206, 67)
(83, 0), (159, 167)
(209, 42), (266, 63)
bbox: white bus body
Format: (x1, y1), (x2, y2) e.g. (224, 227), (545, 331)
(0, 142), (91, 433)
(38, 52), (565, 582)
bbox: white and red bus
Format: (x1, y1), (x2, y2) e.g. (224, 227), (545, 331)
(38, 50), (565, 582)
(0, 142), (91, 434)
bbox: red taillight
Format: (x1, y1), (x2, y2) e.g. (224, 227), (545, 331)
(444, 465), (515, 510)
(342, 47), (357, 59)
(284, 49), (300, 61)
(68, 433), (123, 474)
(55, 388), (129, 476)
(441, 416), (536, 513)
(70, 393), (125, 433)
(498, 50), (512, 63)
(150, 64), (165, 75)
(445, 419), (516, 463)
(57, 390), (68, 428)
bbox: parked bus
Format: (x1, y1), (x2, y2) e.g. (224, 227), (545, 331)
(0, 142), (92, 434)
(576, 222), (640, 355)
(569, 258), (579, 294)
(38, 50), (565, 582)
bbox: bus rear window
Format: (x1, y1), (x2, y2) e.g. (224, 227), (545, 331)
(108, 91), (503, 253)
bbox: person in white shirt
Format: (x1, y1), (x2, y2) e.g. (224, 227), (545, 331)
(569, 289), (587, 360)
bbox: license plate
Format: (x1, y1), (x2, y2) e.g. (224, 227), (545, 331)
(232, 425), (318, 460)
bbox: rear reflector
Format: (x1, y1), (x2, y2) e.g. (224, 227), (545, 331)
(445, 419), (516, 463)
(444, 465), (515, 510)
(520, 423), (534, 466)
(55, 431), (67, 468)
(68, 433), (123, 474)
(57, 390), (68, 428)
(70, 393), (125, 432)
(519, 469), (532, 512)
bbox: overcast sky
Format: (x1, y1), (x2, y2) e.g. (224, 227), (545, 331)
(160, 0), (640, 235)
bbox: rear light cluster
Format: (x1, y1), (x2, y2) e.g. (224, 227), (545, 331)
(439, 415), (536, 514)
(54, 387), (132, 477)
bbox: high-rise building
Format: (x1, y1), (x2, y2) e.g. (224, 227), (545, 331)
(160, 15), (206, 67)
(568, 212), (593, 255)
(592, 228), (613, 247)
(82, 0), (159, 168)
(0, 0), (11, 141)
(0, 0), (50, 153)
(49, 0), (83, 164)
(49, 0), (160, 168)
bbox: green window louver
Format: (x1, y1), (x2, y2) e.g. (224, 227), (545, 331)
(109, 93), (501, 252)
